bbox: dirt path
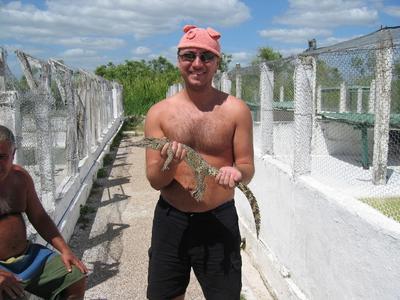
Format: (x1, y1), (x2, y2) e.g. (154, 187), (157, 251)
(69, 132), (272, 300)
(69, 133), (204, 299)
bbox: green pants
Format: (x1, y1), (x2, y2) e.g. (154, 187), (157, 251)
(3, 255), (85, 300)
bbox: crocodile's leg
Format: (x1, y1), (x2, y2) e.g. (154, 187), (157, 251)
(191, 171), (206, 202)
(161, 145), (174, 171)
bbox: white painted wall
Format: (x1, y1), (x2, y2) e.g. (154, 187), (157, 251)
(236, 124), (400, 299)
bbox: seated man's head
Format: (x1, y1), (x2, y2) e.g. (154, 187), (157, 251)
(0, 125), (16, 181)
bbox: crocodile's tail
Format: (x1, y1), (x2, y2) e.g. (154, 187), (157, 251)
(237, 183), (261, 238)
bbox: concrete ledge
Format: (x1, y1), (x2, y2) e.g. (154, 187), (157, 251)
(56, 118), (124, 242)
(236, 150), (400, 299)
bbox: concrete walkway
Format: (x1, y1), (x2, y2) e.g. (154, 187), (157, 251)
(69, 132), (272, 300)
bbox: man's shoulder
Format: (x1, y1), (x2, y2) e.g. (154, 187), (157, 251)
(224, 94), (251, 112)
(148, 94), (182, 114)
(10, 165), (31, 182)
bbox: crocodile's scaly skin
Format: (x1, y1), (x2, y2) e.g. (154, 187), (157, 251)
(130, 137), (261, 237)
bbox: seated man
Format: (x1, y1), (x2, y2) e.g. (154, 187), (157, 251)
(0, 125), (87, 300)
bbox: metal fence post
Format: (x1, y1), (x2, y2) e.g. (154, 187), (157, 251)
(260, 62), (274, 155)
(339, 81), (347, 112)
(112, 81), (119, 119)
(0, 50), (22, 158)
(235, 63), (242, 99)
(372, 43), (393, 185)
(357, 87), (363, 113)
(221, 72), (231, 94)
(50, 60), (78, 176)
(293, 56), (315, 178)
(0, 48), (5, 92)
(316, 85), (322, 113)
(368, 79), (376, 113)
(16, 51), (56, 214)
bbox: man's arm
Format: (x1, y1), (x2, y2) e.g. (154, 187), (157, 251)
(0, 270), (25, 299)
(22, 168), (87, 274)
(144, 102), (186, 190)
(215, 98), (255, 187)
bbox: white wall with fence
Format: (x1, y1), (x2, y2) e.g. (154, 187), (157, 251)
(168, 27), (400, 299)
(0, 48), (124, 242)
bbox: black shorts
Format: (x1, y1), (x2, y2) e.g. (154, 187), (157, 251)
(147, 196), (242, 300)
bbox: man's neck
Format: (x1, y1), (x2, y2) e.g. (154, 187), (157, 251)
(184, 86), (221, 111)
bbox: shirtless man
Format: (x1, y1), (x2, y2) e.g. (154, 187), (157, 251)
(145, 25), (254, 300)
(0, 125), (87, 299)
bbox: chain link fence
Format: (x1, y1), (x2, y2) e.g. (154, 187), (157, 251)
(0, 48), (124, 216)
(219, 26), (400, 223)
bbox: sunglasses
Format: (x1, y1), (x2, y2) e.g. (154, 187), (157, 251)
(178, 51), (217, 63)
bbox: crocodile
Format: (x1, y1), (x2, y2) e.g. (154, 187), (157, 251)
(130, 136), (261, 237)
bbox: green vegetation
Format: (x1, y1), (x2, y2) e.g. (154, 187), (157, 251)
(124, 115), (145, 131)
(360, 197), (400, 223)
(393, 59), (400, 113)
(219, 52), (232, 73)
(111, 125), (126, 150)
(78, 204), (96, 229)
(253, 47), (283, 65)
(239, 47), (285, 105)
(103, 153), (113, 166)
(95, 57), (181, 115)
(315, 59), (344, 111)
(272, 59), (295, 102)
(79, 204), (96, 215)
(97, 167), (107, 178)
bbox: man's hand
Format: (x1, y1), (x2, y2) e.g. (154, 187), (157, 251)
(215, 166), (242, 188)
(0, 270), (24, 300)
(60, 251), (88, 275)
(160, 140), (186, 166)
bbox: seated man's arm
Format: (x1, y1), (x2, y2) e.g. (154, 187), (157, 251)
(23, 168), (87, 274)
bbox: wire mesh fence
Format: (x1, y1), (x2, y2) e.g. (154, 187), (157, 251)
(220, 26), (400, 223)
(0, 48), (124, 214)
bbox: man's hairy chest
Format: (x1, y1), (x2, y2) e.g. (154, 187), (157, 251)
(162, 111), (235, 154)
(0, 178), (26, 214)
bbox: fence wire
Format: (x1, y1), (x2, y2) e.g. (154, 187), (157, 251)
(222, 26), (400, 223)
(0, 48), (123, 208)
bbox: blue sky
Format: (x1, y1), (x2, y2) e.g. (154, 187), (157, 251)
(1, 0), (399, 77)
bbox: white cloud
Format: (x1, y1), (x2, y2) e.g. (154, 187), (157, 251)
(383, 6), (400, 17)
(232, 51), (252, 61)
(133, 46), (152, 55)
(61, 48), (98, 58)
(275, 0), (379, 29)
(231, 51), (253, 66)
(277, 48), (306, 57)
(0, 0), (250, 43)
(57, 37), (126, 50)
(259, 28), (331, 44)
(2, 44), (23, 52)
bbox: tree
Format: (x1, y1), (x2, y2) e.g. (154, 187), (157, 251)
(95, 56), (181, 115)
(252, 47), (282, 65)
(218, 52), (232, 73)
(147, 56), (176, 73)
